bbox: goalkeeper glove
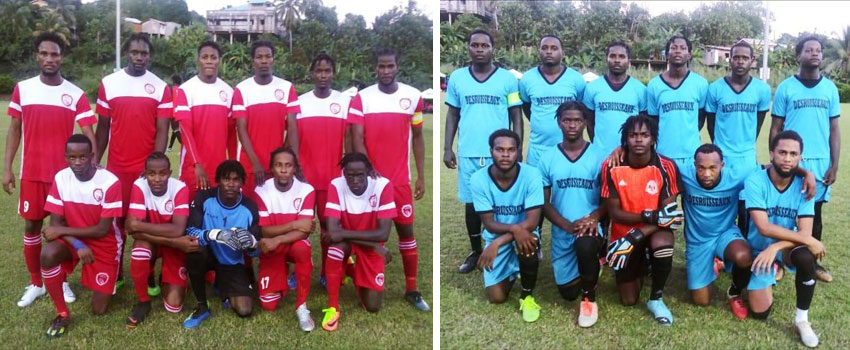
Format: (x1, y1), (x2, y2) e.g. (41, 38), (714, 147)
(641, 202), (684, 230)
(606, 228), (644, 271)
(205, 228), (241, 251)
(233, 228), (258, 250)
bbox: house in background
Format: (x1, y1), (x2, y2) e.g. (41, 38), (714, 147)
(142, 19), (181, 39)
(207, 0), (282, 44)
(440, 0), (496, 26)
(702, 38), (778, 67)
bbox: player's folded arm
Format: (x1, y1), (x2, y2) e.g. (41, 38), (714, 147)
(128, 214), (188, 238)
(52, 215), (115, 239)
(748, 209), (812, 245)
(326, 217), (392, 243)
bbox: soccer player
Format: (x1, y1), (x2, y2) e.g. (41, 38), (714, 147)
(471, 129), (543, 323)
(255, 148), (316, 331)
(646, 35), (708, 168)
(5, 33), (97, 308)
(519, 35), (586, 166)
(444, 29), (523, 274)
(743, 131), (823, 347)
(95, 33), (173, 290)
(297, 53), (350, 285)
(602, 115), (682, 325)
(321, 153), (396, 331)
(174, 41), (234, 201)
(233, 40), (300, 200)
(124, 152), (198, 328)
(537, 102), (606, 327)
(182, 160), (260, 329)
(769, 36), (840, 283)
(39, 135), (121, 338)
(583, 41), (647, 156)
(350, 48), (429, 311)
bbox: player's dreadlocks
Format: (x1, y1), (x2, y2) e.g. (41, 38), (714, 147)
(619, 114), (658, 152)
(215, 160), (246, 183)
(269, 146), (305, 182)
(339, 152), (378, 178)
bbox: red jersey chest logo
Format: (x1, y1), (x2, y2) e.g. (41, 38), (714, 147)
(164, 199), (174, 213)
(293, 198), (302, 211)
(61, 94), (73, 107)
(369, 194), (377, 208)
(93, 188), (104, 202)
(645, 180), (659, 195)
(330, 103), (341, 114)
(275, 89), (285, 101)
(144, 83), (155, 94)
(399, 98), (412, 110)
(219, 90), (228, 102)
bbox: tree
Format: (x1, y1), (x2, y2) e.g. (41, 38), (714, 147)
(689, 2), (764, 45)
(48, 0), (79, 42)
(496, 2), (533, 50)
(302, 0), (336, 33)
(275, 0), (305, 52)
(33, 9), (73, 48)
(825, 26), (850, 82)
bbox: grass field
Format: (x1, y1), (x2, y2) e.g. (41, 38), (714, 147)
(439, 92), (850, 349)
(0, 101), (433, 349)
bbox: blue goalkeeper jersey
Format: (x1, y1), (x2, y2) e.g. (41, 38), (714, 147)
(537, 143), (603, 236)
(519, 66), (586, 151)
(705, 77), (772, 158)
(186, 188), (260, 265)
(742, 169), (815, 252)
(583, 75), (647, 155)
(647, 71), (708, 159)
(445, 66), (521, 157)
(470, 163), (544, 241)
(680, 162), (747, 244)
(771, 75), (841, 159)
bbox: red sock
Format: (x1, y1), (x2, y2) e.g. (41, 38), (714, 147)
(41, 265), (68, 317)
(24, 233), (42, 287)
(130, 247), (152, 302)
(259, 292), (281, 311)
(399, 238), (418, 292)
(325, 247), (344, 310)
(291, 241), (313, 308)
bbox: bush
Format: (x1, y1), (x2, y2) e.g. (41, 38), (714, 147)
(837, 82), (850, 103)
(0, 74), (14, 94)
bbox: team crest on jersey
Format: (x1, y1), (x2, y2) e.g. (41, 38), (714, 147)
(96, 272), (109, 286)
(275, 89), (285, 101)
(401, 204), (413, 218)
(144, 83), (155, 94)
(369, 194), (377, 207)
(330, 103), (341, 114)
(219, 90), (228, 102)
(399, 98), (412, 110)
(293, 198), (302, 211)
(375, 273), (385, 287)
(93, 188), (104, 202)
(645, 180), (659, 195)
(178, 267), (187, 280)
(164, 200), (174, 213)
(61, 94), (73, 107)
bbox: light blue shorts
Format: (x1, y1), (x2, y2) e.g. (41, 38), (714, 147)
(725, 154), (759, 200)
(483, 230), (540, 288)
(458, 156), (492, 203)
(800, 158), (832, 202)
(551, 226), (603, 285)
(686, 226), (745, 290)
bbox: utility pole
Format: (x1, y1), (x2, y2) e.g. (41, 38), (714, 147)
(761, 1), (770, 81)
(115, 0), (121, 71)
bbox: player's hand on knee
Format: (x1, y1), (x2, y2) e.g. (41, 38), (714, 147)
(293, 220), (313, 233)
(751, 247), (777, 275)
(206, 228), (241, 251)
(258, 238), (278, 253)
(42, 226), (63, 241)
(642, 202), (684, 230)
(806, 238), (825, 259)
(233, 228), (257, 250)
(511, 225), (536, 257)
(78, 247), (95, 264)
(477, 244), (499, 271)
(606, 228), (643, 270)
(376, 245), (392, 264)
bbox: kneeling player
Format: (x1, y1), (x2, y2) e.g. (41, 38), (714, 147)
(472, 129), (544, 323)
(255, 148), (316, 331)
(183, 160), (260, 328)
(40, 135), (122, 337)
(321, 153), (395, 331)
(602, 115), (683, 326)
(124, 152), (199, 327)
(744, 131), (824, 348)
(538, 102), (606, 327)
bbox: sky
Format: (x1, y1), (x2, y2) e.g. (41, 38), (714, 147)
(183, 0), (432, 26)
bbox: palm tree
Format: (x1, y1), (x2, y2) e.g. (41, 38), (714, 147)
(275, 0), (305, 52)
(2, 0), (37, 37)
(33, 10), (72, 48)
(48, 0), (78, 42)
(825, 26), (850, 81)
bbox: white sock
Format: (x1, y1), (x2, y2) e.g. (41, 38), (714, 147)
(795, 308), (809, 323)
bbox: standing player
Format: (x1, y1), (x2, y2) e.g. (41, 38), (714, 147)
(646, 35), (708, 168)
(602, 115), (682, 325)
(182, 160), (260, 328)
(583, 42), (647, 156)
(537, 102), (606, 327)
(350, 48), (429, 311)
(95, 33), (173, 290)
(444, 29), (523, 273)
(174, 41), (234, 200)
(519, 35), (586, 166)
(471, 129), (543, 323)
(297, 53), (350, 285)
(255, 148), (316, 331)
(233, 40), (300, 200)
(743, 131), (823, 348)
(39, 135), (121, 337)
(124, 152), (197, 328)
(321, 153), (396, 331)
(769, 36), (840, 283)
(5, 33), (97, 307)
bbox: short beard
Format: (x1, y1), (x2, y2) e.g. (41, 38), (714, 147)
(772, 164), (795, 178)
(495, 161), (517, 174)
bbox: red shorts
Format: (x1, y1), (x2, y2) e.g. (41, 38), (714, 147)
(18, 180), (50, 220)
(393, 184), (414, 225)
(257, 239), (312, 296)
(315, 190), (328, 224)
(58, 240), (120, 295)
(110, 170), (143, 216)
(157, 245), (188, 287)
(351, 243), (386, 292)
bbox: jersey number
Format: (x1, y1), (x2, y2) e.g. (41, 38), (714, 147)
(260, 276), (269, 290)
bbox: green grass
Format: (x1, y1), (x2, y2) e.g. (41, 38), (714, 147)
(439, 92), (850, 349)
(0, 101), (433, 349)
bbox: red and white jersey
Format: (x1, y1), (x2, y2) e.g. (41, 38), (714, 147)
(232, 76), (300, 174)
(174, 76), (233, 178)
(255, 177), (315, 226)
(7, 76), (96, 183)
(44, 168), (123, 257)
(96, 69), (173, 173)
(325, 175), (396, 231)
(127, 177), (190, 224)
(348, 83), (424, 186)
(297, 89), (349, 191)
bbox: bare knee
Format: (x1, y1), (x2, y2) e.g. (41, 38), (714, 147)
(232, 298), (253, 317)
(691, 292), (711, 306)
(364, 302), (381, 313)
(24, 219), (43, 234)
(40, 242), (65, 267)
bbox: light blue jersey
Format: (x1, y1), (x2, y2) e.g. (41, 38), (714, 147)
(446, 66), (521, 158)
(680, 162), (747, 244)
(583, 75), (647, 155)
(705, 77), (771, 158)
(742, 169), (815, 253)
(647, 71), (709, 159)
(772, 75), (840, 159)
(519, 66), (586, 165)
